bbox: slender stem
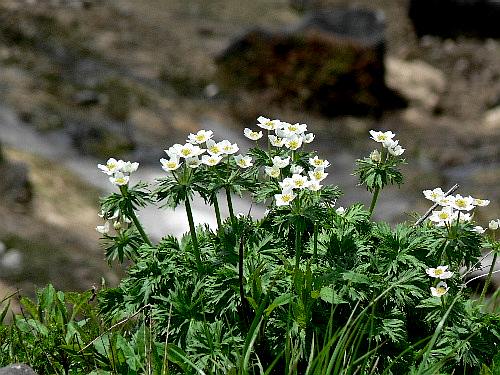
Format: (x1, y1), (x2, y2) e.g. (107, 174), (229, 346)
(294, 221), (302, 272)
(368, 186), (380, 218)
(313, 222), (318, 261)
(119, 186), (152, 246)
(225, 186), (236, 225)
(213, 193), (222, 230)
(184, 197), (203, 271)
(479, 250), (498, 304)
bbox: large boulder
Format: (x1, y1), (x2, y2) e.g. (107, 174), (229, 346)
(409, 0), (500, 38)
(216, 7), (406, 117)
(0, 364), (38, 375)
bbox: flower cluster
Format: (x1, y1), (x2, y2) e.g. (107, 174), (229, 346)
(423, 187), (490, 228)
(369, 130), (405, 157)
(426, 265), (453, 297)
(98, 158), (139, 186)
(96, 209), (132, 235)
(255, 116), (315, 150)
(160, 130), (253, 171)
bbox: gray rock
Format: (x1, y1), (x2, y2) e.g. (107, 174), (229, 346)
(0, 364), (38, 375)
(1, 250), (23, 272)
(0, 160), (32, 208)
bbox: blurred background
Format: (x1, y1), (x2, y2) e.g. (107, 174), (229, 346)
(0, 0), (499, 300)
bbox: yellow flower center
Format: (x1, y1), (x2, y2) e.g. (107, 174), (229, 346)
(438, 212), (449, 220)
(181, 149), (191, 156)
(282, 195), (291, 202)
(289, 141), (298, 148)
(378, 135), (387, 141)
(196, 135), (205, 142)
(436, 287), (446, 294)
(210, 146), (220, 154)
(456, 199), (466, 207)
(435, 269), (443, 275)
(167, 162), (177, 168)
(313, 172), (322, 179)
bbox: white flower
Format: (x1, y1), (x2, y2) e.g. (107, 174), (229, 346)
(234, 154), (253, 168)
(302, 133), (315, 143)
(219, 140), (239, 155)
(96, 221), (110, 234)
(269, 135), (285, 147)
(451, 194), (475, 211)
(98, 158), (124, 175)
(290, 174), (309, 189)
(431, 281), (449, 297)
(426, 265), (454, 279)
(121, 161), (139, 173)
(244, 128), (263, 141)
(188, 129), (213, 144)
(284, 135), (303, 150)
(369, 130), (396, 143)
(370, 150), (381, 162)
(265, 166), (281, 178)
(437, 196), (453, 207)
(113, 221), (122, 230)
(186, 157), (201, 168)
(429, 206), (457, 226)
(382, 138), (399, 149)
(388, 144), (405, 156)
(472, 226), (485, 234)
(164, 146), (179, 159)
(290, 164), (304, 174)
(458, 212), (472, 222)
(173, 143), (205, 159)
(257, 116), (281, 131)
(160, 157), (182, 171)
(309, 156), (330, 169)
(206, 139), (223, 155)
(109, 172), (129, 186)
(307, 180), (323, 191)
(489, 220), (500, 231)
(283, 122), (307, 135)
(308, 168), (328, 182)
(272, 156), (290, 169)
(473, 198), (490, 207)
(275, 190), (296, 206)
(423, 187), (445, 203)
(201, 154), (223, 166)
(279, 178), (294, 191)
(336, 207), (346, 215)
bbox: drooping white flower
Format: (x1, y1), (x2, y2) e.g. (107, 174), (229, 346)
(276, 125), (294, 139)
(309, 156), (330, 169)
(302, 133), (315, 144)
(275, 190), (296, 206)
(257, 116), (281, 131)
(234, 154), (253, 168)
(109, 172), (129, 186)
(423, 187), (445, 203)
(451, 194), (475, 211)
(472, 226), (485, 234)
(164, 146), (179, 159)
(279, 177), (294, 191)
(186, 157), (201, 168)
(160, 157), (182, 171)
(473, 198), (490, 207)
(369, 130), (396, 143)
(429, 206), (457, 226)
(98, 158), (124, 175)
(489, 220), (500, 231)
(244, 128), (263, 141)
(388, 144), (405, 156)
(219, 140), (239, 155)
(201, 154), (223, 166)
(290, 164), (304, 174)
(426, 265), (454, 280)
(265, 166), (281, 178)
(284, 135), (303, 150)
(96, 221), (110, 234)
(307, 180), (323, 191)
(269, 135), (285, 147)
(187, 129), (213, 144)
(290, 174), (309, 189)
(308, 168), (328, 182)
(336, 207), (346, 215)
(173, 143), (205, 159)
(121, 161), (139, 173)
(382, 138), (399, 149)
(272, 156), (290, 169)
(370, 150), (381, 162)
(431, 281), (449, 297)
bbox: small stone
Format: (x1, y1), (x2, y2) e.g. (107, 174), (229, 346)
(483, 106), (500, 130)
(0, 364), (38, 375)
(1, 250), (22, 272)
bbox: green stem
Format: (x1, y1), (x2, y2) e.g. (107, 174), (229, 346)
(368, 186), (380, 218)
(479, 251), (498, 304)
(225, 186), (236, 225)
(294, 221), (302, 272)
(313, 222), (318, 261)
(184, 197), (203, 271)
(119, 186), (152, 247)
(213, 193), (222, 230)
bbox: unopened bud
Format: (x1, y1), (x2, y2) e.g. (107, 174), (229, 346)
(370, 150), (381, 162)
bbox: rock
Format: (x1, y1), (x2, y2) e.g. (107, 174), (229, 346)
(0, 160), (32, 208)
(216, 7), (406, 117)
(1, 249), (23, 272)
(0, 364), (38, 375)
(386, 58), (446, 111)
(483, 106), (500, 130)
(409, 0), (500, 38)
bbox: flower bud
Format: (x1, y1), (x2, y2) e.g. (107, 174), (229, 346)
(370, 150), (381, 163)
(489, 220), (499, 231)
